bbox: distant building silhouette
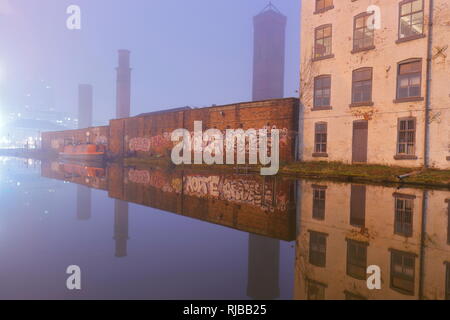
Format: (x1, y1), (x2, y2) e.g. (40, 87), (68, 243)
(116, 50), (132, 118)
(252, 3), (287, 101)
(78, 84), (93, 129)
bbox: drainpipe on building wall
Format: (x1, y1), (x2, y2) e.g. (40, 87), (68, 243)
(424, 0), (435, 168)
(296, 101), (303, 161)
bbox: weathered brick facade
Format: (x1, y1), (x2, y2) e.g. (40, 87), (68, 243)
(42, 98), (299, 163)
(41, 126), (109, 153)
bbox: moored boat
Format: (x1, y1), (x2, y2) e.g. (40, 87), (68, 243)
(59, 144), (105, 162)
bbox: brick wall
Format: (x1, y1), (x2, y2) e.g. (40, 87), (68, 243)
(41, 98), (299, 162)
(41, 126), (109, 153)
(109, 98), (299, 162)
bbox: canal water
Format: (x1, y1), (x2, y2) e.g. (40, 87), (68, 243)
(0, 156), (449, 300)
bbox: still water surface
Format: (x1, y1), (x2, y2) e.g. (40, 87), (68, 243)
(0, 156), (449, 300)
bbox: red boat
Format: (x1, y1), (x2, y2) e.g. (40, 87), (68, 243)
(59, 144), (105, 162)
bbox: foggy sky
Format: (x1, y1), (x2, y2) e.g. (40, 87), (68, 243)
(0, 0), (300, 123)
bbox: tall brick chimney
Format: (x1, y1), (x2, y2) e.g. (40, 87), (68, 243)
(116, 50), (131, 118)
(252, 4), (287, 101)
(78, 84), (93, 129)
(114, 199), (129, 258)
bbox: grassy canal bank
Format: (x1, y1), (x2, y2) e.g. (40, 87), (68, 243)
(281, 161), (450, 189)
(125, 158), (450, 190)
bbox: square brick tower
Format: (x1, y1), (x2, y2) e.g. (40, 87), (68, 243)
(252, 3), (287, 101)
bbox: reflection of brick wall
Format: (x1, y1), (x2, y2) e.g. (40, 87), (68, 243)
(114, 166), (296, 240)
(41, 159), (297, 240)
(41, 160), (108, 191)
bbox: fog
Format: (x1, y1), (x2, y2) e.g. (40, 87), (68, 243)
(0, 0), (300, 125)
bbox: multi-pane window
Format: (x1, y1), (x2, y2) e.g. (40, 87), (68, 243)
(314, 122), (328, 154)
(307, 280), (326, 300)
(390, 250), (416, 295)
(397, 59), (422, 99)
(315, 0), (333, 13)
(394, 196), (414, 237)
(352, 68), (373, 104)
(312, 187), (326, 220)
(353, 12), (375, 51)
(314, 76), (331, 108)
(399, 0), (424, 40)
(314, 25), (332, 59)
(347, 240), (368, 280)
(309, 231), (327, 267)
(397, 118), (416, 156)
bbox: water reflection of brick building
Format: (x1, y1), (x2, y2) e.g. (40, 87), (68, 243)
(114, 200), (129, 258)
(247, 234), (280, 300)
(42, 161), (296, 243)
(295, 180), (450, 300)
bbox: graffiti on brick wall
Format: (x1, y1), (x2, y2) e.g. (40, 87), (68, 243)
(183, 175), (288, 212)
(94, 135), (108, 145)
(126, 169), (289, 212)
(129, 133), (172, 153)
(127, 169), (182, 194)
(262, 126), (290, 147)
(128, 126), (290, 155)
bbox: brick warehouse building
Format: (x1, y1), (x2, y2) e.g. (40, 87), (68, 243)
(299, 0), (450, 169)
(41, 98), (300, 163)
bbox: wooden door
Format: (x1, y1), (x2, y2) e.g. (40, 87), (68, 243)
(352, 120), (368, 163)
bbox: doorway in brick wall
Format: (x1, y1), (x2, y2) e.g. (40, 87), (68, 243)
(352, 120), (368, 163)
